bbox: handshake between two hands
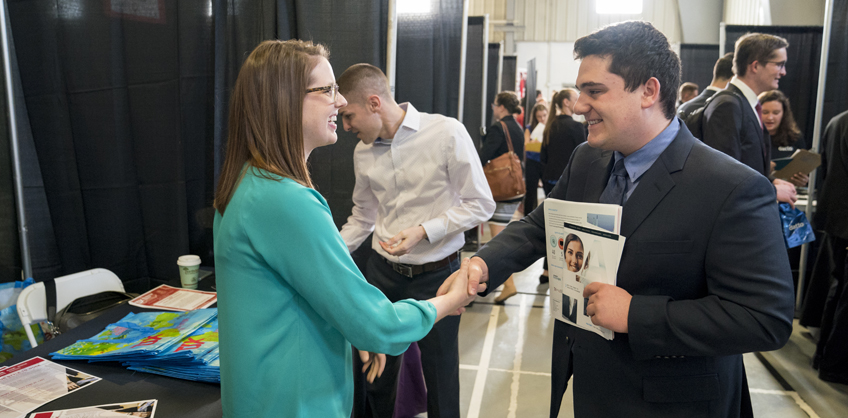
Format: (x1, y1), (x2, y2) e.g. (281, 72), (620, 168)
(441, 257), (632, 331)
(359, 257), (633, 383)
(437, 257), (490, 315)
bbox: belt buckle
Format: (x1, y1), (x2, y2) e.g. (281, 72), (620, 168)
(392, 262), (414, 278)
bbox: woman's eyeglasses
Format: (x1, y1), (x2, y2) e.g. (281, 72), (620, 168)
(306, 83), (340, 101)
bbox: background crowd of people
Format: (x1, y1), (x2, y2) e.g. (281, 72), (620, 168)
(211, 18), (848, 418)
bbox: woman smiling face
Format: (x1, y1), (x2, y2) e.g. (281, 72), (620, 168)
(302, 57), (347, 157)
(565, 239), (585, 272)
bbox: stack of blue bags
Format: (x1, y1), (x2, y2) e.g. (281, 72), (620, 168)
(51, 308), (220, 383)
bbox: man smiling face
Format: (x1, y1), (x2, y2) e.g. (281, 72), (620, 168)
(754, 47), (787, 94)
(573, 55), (650, 155)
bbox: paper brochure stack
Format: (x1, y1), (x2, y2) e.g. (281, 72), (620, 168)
(50, 309), (220, 383)
(544, 199), (625, 340)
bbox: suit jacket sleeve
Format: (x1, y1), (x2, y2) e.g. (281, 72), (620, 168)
(475, 144), (582, 293)
(702, 96), (744, 161)
(627, 171), (794, 359)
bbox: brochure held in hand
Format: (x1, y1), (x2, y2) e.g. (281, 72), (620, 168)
(544, 199), (625, 340)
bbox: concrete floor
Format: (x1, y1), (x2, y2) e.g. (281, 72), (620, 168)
(433, 207), (848, 418)
(447, 254), (848, 417)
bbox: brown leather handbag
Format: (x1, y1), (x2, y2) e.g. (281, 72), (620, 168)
(484, 120), (525, 201)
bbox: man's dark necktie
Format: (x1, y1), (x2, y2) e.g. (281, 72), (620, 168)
(755, 102), (769, 164)
(599, 158), (628, 206)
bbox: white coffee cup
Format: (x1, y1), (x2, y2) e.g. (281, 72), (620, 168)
(177, 255), (202, 289)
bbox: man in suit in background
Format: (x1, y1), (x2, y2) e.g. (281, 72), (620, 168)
(812, 110), (848, 384)
(440, 21), (795, 418)
(701, 33), (797, 207)
(677, 82), (699, 107)
(677, 52), (734, 119)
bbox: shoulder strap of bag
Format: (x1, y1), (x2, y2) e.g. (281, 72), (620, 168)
(500, 120), (515, 154)
(44, 278), (57, 322)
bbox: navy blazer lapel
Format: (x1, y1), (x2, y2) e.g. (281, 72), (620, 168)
(620, 128), (695, 238)
(584, 151), (615, 203)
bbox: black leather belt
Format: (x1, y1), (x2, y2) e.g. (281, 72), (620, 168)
(381, 251), (460, 278)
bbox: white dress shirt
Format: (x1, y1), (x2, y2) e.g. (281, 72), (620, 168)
(340, 103), (495, 265)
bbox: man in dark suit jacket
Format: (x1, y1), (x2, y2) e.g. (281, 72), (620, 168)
(701, 33), (797, 206)
(439, 21), (794, 418)
(812, 109), (848, 384)
(677, 52), (734, 119)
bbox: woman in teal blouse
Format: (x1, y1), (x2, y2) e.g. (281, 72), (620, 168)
(212, 40), (475, 417)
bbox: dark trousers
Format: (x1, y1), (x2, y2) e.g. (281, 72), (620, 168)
(524, 159), (543, 216)
(813, 235), (848, 383)
(549, 321), (574, 418)
(352, 251), (461, 418)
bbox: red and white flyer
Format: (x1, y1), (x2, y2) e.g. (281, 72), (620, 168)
(0, 357), (101, 418)
(28, 399), (157, 418)
(128, 285), (217, 311)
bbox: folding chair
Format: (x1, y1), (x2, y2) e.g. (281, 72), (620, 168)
(16, 268), (125, 348)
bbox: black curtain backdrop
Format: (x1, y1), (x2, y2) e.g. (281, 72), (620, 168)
(462, 16), (485, 149)
(395, 0), (464, 118)
(1, 2), (63, 283)
(8, 1), (218, 290)
(486, 43), (501, 127)
(297, 1), (389, 229)
(680, 44), (719, 91)
(501, 55), (516, 92)
(0, 41), (18, 282)
(0, 4), (19, 283)
(725, 25), (823, 148)
(799, 0), (848, 327)
(3, 0), (388, 286)
(822, 0), (848, 127)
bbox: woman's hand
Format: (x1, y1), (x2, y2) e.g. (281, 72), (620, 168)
(358, 350), (386, 384)
(446, 259), (477, 309)
(789, 172), (809, 187)
(431, 258), (480, 319)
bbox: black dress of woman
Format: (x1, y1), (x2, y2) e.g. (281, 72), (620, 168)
(479, 115), (525, 203)
(541, 114), (587, 194)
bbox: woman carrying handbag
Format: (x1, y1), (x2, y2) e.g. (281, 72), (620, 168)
(478, 91), (525, 303)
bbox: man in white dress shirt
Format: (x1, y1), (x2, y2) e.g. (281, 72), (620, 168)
(338, 64), (495, 418)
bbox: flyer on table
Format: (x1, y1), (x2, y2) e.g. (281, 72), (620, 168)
(27, 399), (157, 418)
(0, 357), (101, 418)
(129, 285), (217, 311)
(544, 199), (625, 340)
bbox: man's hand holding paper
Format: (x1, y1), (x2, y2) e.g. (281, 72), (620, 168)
(583, 282), (632, 333)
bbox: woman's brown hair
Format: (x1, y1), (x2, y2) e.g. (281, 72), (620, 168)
(214, 40), (328, 214)
(528, 103), (548, 132)
(543, 89), (577, 146)
(758, 89), (800, 148)
(495, 91), (521, 114)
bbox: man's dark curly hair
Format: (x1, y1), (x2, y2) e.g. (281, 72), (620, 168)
(573, 21), (681, 120)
